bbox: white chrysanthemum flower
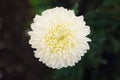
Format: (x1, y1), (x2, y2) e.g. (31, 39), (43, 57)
(28, 7), (91, 69)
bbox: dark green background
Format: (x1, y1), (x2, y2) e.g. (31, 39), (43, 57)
(0, 0), (120, 80)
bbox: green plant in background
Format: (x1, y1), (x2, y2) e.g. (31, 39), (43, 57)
(29, 0), (53, 14)
(28, 0), (120, 80)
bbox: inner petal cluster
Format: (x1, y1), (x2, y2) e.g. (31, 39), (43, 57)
(44, 25), (75, 53)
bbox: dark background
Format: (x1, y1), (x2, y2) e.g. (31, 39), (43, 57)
(0, 0), (120, 80)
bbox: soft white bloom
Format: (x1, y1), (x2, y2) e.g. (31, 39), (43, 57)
(28, 7), (91, 69)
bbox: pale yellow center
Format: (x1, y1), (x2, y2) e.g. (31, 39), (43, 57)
(44, 25), (75, 53)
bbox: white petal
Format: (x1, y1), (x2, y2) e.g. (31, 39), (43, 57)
(28, 7), (91, 69)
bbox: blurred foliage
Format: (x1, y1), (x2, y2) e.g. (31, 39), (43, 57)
(0, 0), (120, 80)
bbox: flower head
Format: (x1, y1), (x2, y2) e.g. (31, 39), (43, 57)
(28, 7), (91, 69)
